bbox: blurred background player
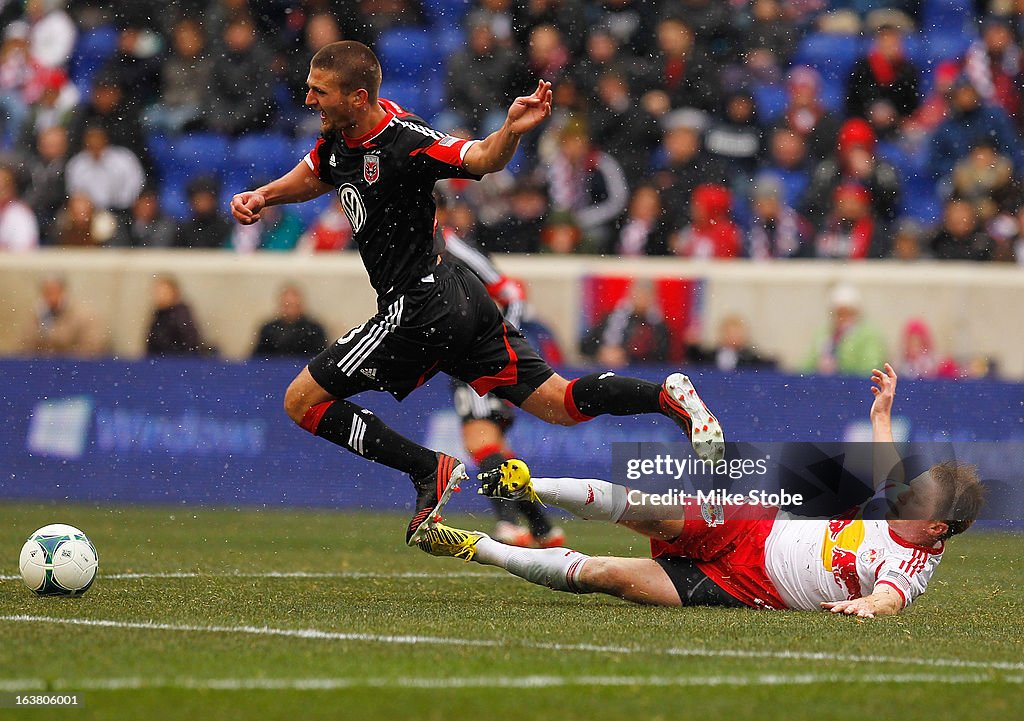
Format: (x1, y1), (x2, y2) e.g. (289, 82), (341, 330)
(438, 195), (564, 548)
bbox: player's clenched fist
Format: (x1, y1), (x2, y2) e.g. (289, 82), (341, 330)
(231, 191), (267, 224)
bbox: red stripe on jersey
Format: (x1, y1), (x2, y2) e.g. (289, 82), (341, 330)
(889, 527), (943, 554)
(343, 109), (396, 148)
(379, 97), (414, 118)
(307, 137), (325, 177)
(409, 137), (472, 167)
(467, 323), (518, 396)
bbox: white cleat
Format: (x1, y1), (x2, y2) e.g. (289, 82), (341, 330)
(660, 373), (726, 463)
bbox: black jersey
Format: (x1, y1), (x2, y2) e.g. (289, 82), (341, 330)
(303, 98), (481, 302)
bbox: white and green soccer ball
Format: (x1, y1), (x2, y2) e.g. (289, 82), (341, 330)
(19, 524), (99, 597)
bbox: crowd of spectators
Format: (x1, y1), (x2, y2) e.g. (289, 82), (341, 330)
(0, 0), (1023, 261)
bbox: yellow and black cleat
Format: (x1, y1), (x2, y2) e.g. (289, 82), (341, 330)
(416, 524), (485, 561)
(477, 459), (541, 504)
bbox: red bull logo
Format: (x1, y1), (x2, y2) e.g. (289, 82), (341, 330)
(831, 547), (862, 599)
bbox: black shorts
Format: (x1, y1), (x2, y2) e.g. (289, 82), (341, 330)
(309, 262), (554, 404)
(452, 380), (516, 430)
(654, 557), (748, 608)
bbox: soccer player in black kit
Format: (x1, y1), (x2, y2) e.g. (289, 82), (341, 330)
(230, 41), (724, 548)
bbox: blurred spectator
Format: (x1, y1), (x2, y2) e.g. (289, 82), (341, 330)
(297, 197), (353, 252)
(145, 274), (202, 356)
(0, 21), (33, 146)
(904, 60), (960, 139)
(143, 18), (212, 135)
(890, 218), (924, 260)
(963, 15), (1023, 124)
(252, 284), (327, 358)
(774, 66), (841, 163)
(539, 213), (583, 254)
(545, 119), (628, 253)
(511, 23), (572, 95)
(20, 275), (106, 357)
(643, 16), (718, 112)
(573, 25), (627, 91)
(0, 164), (39, 251)
(511, 1), (583, 53)
(66, 74), (146, 164)
(670, 184), (741, 258)
(16, 65), (77, 147)
(99, 25), (163, 111)
(479, 181), (546, 254)
(24, 0), (76, 70)
(746, 175), (811, 259)
(176, 176), (231, 249)
(654, 110), (726, 230)
(204, 15), (276, 136)
(928, 198), (994, 261)
(760, 127), (811, 207)
(800, 118), (900, 231)
(54, 193), (117, 247)
(900, 318), (958, 380)
(581, 279), (670, 367)
(22, 125), (68, 242)
(742, 0), (798, 65)
(670, 0), (739, 62)
(438, 16), (516, 137)
(589, 0), (654, 56)
(614, 184), (670, 256)
(470, 0), (515, 48)
(928, 76), (1024, 181)
(846, 23), (920, 121)
(65, 125), (145, 216)
(359, 0), (427, 36)
(688, 314), (775, 371)
(587, 69), (661, 183)
(949, 141), (1021, 221)
(122, 188), (178, 248)
(704, 88), (764, 185)
(801, 283), (886, 376)
(811, 183), (885, 259)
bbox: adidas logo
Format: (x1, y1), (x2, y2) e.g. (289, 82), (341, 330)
(359, 367), (377, 379)
(329, 153), (337, 167)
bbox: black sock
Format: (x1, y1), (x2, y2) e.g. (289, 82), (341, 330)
(570, 372), (661, 417)
(517, 499), (553, 537)
(314, 400), (437, 479)
(478, 451), (518, 523)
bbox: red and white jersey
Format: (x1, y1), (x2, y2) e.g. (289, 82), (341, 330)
(764, 510), (944, 611)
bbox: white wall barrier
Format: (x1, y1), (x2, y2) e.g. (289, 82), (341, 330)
(2, 250), (1022, 377)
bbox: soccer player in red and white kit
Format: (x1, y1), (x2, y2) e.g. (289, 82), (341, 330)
(230, 41), (724, 546)
(419, 364), (985, 617)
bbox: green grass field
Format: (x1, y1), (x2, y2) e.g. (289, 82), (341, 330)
(0, 502), (1021, 721)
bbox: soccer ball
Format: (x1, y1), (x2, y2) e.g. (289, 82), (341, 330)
(19, 524), (99, 597)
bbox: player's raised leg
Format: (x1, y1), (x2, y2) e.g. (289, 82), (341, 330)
(416, 524), (681, 606)
(284, 367), (467, 544)
(519, 371), (725, 462)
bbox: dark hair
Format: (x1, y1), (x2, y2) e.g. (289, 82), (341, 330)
(311, 41), (381, 100)
(930, 461), (985, 540)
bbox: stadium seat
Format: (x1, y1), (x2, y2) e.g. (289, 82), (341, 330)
(68, 25), (119, 94)
(379, 78), (426, 117)
(922, 0), (974, 35)
(377, 27), (445, 81)
(164, 132), (230, 184)
(901, 174), (942, 224)
(422, 0), (472, 26)
(227, 133), (296, 188)
(923, 31), (975, 67)
(792, 33), (862, 85)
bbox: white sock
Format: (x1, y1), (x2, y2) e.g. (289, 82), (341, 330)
(474, 537), (590, 593)
(531, 477), (628, 522)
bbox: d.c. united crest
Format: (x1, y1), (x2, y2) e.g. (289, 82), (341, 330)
(363, 154), (380, 185)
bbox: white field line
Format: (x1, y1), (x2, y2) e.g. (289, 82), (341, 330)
(0, 673), (1020, 692)
(2, 614), (1023, 674)
(0, 571), (504, 581)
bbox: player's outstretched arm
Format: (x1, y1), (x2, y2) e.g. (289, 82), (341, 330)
(870, 363), (902, 490)
(821, 585), (904, 618)
(462, 80), (552, 176)
(230, 161), (333, 225)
